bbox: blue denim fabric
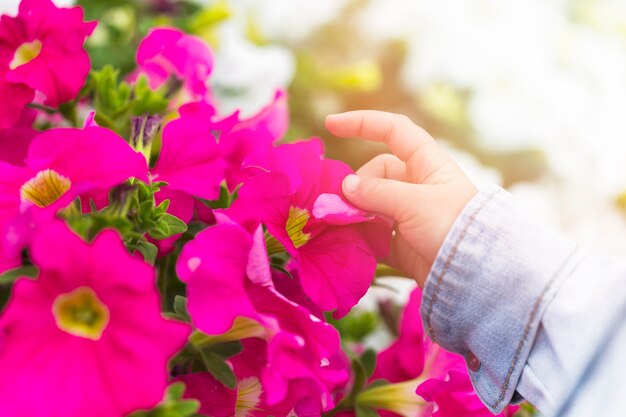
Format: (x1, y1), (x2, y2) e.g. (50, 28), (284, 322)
(421, 187), (626, 415)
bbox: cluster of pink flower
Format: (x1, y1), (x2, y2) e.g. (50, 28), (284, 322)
(0, 1), (519, 417)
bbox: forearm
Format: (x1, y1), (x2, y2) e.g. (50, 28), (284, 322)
(419, 185), (626, 414)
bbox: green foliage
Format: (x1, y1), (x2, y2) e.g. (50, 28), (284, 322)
(61, 181), (187, 264)
(203, 183), (238, 210)
(322, 355), (382, 417)
(199, 350), (237, 389)
(327, 309), (379, 343)
(130, 182), (188, 241)
(0, 265), (38, 284)
(172, 295), (192, 322)
(360, 348), (377, 379)
(129, 382), (201, 417)
(355, 405), (379, 417)
(88, 66), (168, 137)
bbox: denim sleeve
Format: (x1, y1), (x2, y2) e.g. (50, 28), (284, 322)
(419, 185), (584, 414)
(516, 253), (626, 414)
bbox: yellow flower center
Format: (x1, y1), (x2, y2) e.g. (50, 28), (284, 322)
(286, 206), (311, 248)
(20, 169), (71, 208)
(235, 377), (263, 417)
(52, 287), (110, 340)
(10, 39), (42, 70)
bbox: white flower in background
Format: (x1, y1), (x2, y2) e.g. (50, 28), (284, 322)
(357, 277), (416, 351)
(577, 0), (626, 39)
(0, 0), (75, 15)
(211, 21), (295, 117)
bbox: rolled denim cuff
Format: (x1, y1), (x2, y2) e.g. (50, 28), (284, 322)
(420, 185), (583, 414)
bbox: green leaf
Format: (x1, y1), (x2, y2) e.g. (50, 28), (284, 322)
(200, 350), (237, 389)
(131, 75), (169, 115)
(139, 199), (155, 220)
(355, 405), (379, 417)
(128, 382), (200, 417)
(205, 184), (237, 209)
(327, 310), (378, 343)
(154, 199), (170, 216)
(161, 214), (188, 235)
(137, 181), (151, 202)
(166, 382), (186, 400)
(206, 341), (243, 359)
(350, 358), (368, 401)
(133, 241), (158, 265)
(360, 349), (377, 379)
(0, 265), (38, 284)
(149, 221), (171, 240)
(173, 295), (191, 322)
(269, 263), (294, 280)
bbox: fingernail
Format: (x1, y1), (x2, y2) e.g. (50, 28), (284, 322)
(343, 174), (361, 194)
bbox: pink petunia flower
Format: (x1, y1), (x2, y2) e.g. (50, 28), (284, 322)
(0, 126), (147, 223)
(177, 338), (330, 417)
(0, 107), (37, 166)
(158, 90), (288, 192)
(0, 0), (95, 128)
(228, 139), (392, 318)
(177, 222), (261, 334)
(177, 218), (349, 411)
(135, 27), (213, 101)
(0, 221), (190, 417)
(150, 101), (228, 223)
(147, 91), (287, 253)
(221, 90), (289, 190)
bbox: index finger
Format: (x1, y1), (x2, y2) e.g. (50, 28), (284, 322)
(325, 110), (446, 164)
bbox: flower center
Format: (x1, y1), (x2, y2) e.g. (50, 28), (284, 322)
(235, 377), (263, 417)
(286, 206), (311, 248)
(20, 169), (71, 208)
(52, 287), (110, 340)
(10, 39), (42, 70)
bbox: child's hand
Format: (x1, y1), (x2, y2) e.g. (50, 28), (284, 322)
(326, 111), (478, 287)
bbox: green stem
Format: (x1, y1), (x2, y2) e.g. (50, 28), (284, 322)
(94, 112), (118, 131)
(158, 254), (172, 311)
(27, 103), (58, 114)
(59, 101), (79, 127)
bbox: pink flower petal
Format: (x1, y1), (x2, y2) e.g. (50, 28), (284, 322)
(177, 224), (260, 334)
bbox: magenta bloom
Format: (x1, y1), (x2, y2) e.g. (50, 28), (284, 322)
(177, 218), (349, 410)
(152, 106), (225, 202)
(221, 90), (289, 189)
(0, 107), (36, 165)
(0, 221), (190, 417)
(162, 91), (288, 192)
(177, 222), (261, 334)
(0, 75), (34, 129)
(0, 126), (147, 225)
(151, 102), (227, 227)
(250, 284), (350, 408)
(373, 288), (518, 417)
(177, 338), (330, 417)
(0, 0), (95, 125)
(229, 139), (392, 318)
(149, 103), (226, 255)
(135, 27), (213, 100)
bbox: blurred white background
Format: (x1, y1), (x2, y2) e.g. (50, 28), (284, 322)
(4, 0), (626, 257)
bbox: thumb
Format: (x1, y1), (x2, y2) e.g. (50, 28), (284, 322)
(342, 174), (417, 221)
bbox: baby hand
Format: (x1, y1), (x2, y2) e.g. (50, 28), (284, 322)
(326, 111), (478, 287)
